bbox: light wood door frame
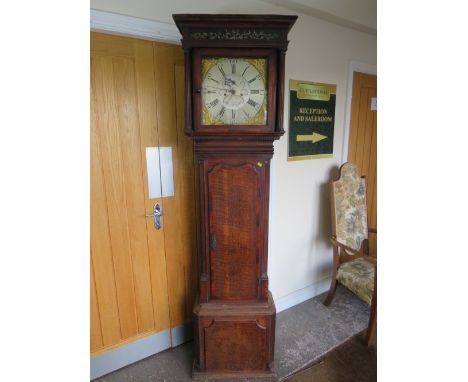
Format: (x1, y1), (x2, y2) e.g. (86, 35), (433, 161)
(342, 61), (377, 163)
(343, 62), (377, 258)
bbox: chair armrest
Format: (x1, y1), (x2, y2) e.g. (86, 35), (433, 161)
(330, 236), (377, 266)
(330, 236), (360, 255)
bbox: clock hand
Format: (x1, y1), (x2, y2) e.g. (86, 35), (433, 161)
(204, 85), (231, 92)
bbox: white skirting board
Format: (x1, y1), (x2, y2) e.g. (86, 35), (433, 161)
(90, 323), (191, 380)
(274, 277), (331, 313)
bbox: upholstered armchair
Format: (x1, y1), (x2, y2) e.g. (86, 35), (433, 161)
(323, 162), (377, 346)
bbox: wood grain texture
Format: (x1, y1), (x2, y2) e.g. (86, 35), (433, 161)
(204, 321), (267, 370)
(91, 62), (122, 347)
(153, 42), (198, 328)
(112, 55), (155, 333)
(348, 72), (377, 258)
(207, 162), (262, 301)
(175, 63), (200, 321)
(93, 53), (139, 340)
(91, 33), (198, 355)
(90, 252), (104, 351)
(133, 40), (171, 333)
(193, 293), (276, 378)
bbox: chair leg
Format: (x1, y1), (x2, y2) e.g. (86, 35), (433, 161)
(366, 269), (377, 346)
(323, 277), (337, 306)
(366, 299), (377, 346)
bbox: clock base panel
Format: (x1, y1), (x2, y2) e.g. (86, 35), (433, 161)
(192, 292), (276, 379)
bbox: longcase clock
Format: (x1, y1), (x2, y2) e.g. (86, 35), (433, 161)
(173, 14), (297, 379)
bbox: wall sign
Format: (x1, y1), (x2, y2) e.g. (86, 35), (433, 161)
(288, 80), (336, 160)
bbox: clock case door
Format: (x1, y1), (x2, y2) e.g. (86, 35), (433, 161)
(203, 158), (270, 303)
(192, 48), (277, 135)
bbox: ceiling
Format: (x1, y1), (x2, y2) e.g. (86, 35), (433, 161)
(259, 0), (376, 35)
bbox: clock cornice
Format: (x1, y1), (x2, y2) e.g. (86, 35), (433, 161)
(173, 14), (297, 50)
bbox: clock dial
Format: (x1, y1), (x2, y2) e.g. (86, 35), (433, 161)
(201, 57), (267, 125)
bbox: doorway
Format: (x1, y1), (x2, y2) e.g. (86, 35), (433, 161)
(346, 71), (377, 258)
(90, 32), (198, 376)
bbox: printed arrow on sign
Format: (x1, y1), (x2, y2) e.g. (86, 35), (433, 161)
(296, 132), (327, 143)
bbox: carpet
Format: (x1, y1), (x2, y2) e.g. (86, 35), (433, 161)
(285, 331), (376, 382)
(94, 285), (370, 382)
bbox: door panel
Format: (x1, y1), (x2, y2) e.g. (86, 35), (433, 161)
(207, 161), (263, 300)
(90, 77), (122, 347)
(90, 252), (104, 351)
(91, 33), (197, 356)
(133, 40), (171, 333)
(348, 72), (377, 258)
(153, 43), (199, 328)
(91, 34), (163, 351)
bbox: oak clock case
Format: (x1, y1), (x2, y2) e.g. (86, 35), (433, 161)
(173, 14), (297, 380)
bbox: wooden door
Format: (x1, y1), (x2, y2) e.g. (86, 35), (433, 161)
(347, 72), (377, 258)
(91, 32), (198, 357)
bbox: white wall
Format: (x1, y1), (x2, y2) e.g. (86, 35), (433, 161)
(269, 11), (376, 302)
(90, 0), (376, 305)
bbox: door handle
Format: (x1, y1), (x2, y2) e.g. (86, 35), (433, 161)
(145, 203), (162, 230)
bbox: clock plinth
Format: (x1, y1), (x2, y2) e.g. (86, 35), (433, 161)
(192, 293), (276, 380)
(173, 14), (296, 379)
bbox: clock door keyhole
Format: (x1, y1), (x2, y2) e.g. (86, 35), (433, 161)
(210, 233), (217, 250)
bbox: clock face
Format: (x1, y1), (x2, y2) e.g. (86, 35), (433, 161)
(201, 57), (267, 125)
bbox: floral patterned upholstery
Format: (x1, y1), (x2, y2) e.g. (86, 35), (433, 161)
(332, 163), (368, 251)
(337, 257), (375, 306)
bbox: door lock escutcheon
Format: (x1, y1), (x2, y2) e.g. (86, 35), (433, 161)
(145, 203), (162, 230)
(210, 233), (217, 250)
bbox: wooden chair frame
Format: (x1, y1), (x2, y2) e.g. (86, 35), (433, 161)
(323, 168), (377, 346)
